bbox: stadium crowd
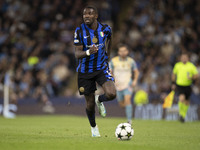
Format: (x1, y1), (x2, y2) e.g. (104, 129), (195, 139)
(118, 0), (200, 103)
(0, 0), (119, 105)
(0, 0), (199, 105)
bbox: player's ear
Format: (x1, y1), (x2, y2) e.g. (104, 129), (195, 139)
(127, 49), (129, 55)
(118, 50), (120, 55)
(95, 14), (98, 19)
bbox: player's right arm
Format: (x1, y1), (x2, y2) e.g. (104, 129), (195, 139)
(171, 64), (177, 90)
(132, 68), (139, 87)
(75, 45), (86, 59)
(75, 45), (98, 59)
(74, 27), (98, 59)
(171, 73), (176, 83)
(171, 73), (176, 90)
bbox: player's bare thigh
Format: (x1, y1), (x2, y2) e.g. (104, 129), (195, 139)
(102, 81), (116, 100)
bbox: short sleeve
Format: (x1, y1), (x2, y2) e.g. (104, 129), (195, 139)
(105, 26), (112, 39)
(191, 64), (198, 75)
(74, 27), (82, 46)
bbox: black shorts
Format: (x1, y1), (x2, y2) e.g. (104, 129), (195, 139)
(176, 85), (192, 100)
(78, 67), (114, 95)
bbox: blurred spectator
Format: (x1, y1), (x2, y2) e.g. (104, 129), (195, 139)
(0, 0), (119, 103)
(111, 0), (200, 103)
(134, 89), (149, 106)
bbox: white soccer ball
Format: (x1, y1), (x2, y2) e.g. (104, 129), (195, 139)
(115, 123), (134, 140)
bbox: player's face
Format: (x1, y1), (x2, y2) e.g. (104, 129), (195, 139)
(118, 47), (129, 58)
(181, 54), (189, 64)
(83, 8), (97, 25)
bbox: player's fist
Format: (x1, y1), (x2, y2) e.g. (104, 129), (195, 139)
(89, 44), (98, 54)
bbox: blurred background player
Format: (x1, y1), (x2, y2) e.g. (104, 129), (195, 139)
(74, 5), (116, 137)
(171, 52), (198, 122)
(110, 44), (139, 124)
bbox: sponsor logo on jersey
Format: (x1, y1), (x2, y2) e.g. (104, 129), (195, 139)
(86, 43), (104, 49)
(84, 35), (90, 38)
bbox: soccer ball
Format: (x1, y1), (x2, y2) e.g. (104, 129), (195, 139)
(115, 123), (134, 140)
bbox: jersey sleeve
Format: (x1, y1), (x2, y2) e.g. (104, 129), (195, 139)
(105, 26), (112, 39)
(74, 27), (82, 46)
(191, 64), (198, 75)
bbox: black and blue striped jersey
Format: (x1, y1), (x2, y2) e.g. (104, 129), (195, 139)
(74, 22), (112, 73)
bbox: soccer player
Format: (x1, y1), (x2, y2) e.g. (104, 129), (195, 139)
(171, 52), (198, 122)
(110, 44), (139, 125)
(74, 5), (116, 137)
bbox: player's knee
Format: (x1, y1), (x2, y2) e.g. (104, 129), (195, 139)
(85, 99), (95, 111)
(106, 91), (116, 100)
(179, 94), (185, 102)
(87, 102), (95, 111)
(119, 102), (124, 108)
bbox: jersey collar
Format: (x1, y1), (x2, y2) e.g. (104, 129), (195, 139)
(119, 56), (128, 61)
(180, 61), (189, 65)
(84, 22), (100, 32)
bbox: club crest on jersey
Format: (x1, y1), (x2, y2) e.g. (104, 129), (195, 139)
(100, 32), (104, 37)
(92, 36), (98, 43)
(79, 87), (85, 93)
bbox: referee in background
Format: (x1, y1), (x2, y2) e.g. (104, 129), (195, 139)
(171, 52), (198, 122)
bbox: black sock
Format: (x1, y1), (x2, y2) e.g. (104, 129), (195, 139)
(86, 109), (96, 127)
(98, 94), (107, 102)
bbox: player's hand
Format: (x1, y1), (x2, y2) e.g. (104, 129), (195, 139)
(187, 74), (192, 80)
(132, 80), (137, 87)
(89, 44), (98, 54)
(171, 83), (176, 91)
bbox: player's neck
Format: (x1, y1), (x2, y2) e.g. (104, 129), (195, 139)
(182, 61), (188, 64)
(87, 20), (98, 30)
(120, 56), (127, 61)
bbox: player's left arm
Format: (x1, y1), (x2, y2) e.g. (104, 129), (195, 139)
(105, 26), (112, 61)
(191, 64), (199, 81)
(192, 74), (198, 80)
(131, 59), (140, 87)
(106, 36), (112, 61)
(132, 68), (139, 87)
(171, 64), (177, 90)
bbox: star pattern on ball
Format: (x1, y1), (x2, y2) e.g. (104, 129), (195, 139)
(120, 125), (126, 130)
(117, 133), (123, 139)
(126, 132), (132, 139)
(115, 123), (134, 140)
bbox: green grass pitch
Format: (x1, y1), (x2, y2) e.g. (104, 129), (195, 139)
(0, 115), (200, 150)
